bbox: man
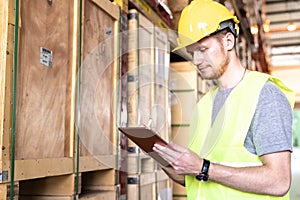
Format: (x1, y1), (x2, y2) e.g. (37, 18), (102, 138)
(153, 0), (295, 199)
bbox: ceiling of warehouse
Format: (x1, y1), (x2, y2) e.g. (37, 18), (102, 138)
(264, 0), (300, 67)
(166, 0), (300, 68)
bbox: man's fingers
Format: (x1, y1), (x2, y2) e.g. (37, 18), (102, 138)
(154, 143), (184, 164)
(169, 142), (188, 153)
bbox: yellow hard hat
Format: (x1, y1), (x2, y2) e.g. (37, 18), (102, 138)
(173, 0), (239, 51)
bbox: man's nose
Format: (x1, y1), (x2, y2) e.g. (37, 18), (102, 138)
(193, 51), (204, 65)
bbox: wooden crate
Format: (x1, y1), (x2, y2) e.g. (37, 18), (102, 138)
(1, 0), (79, 182)
(127, 9), (156, 174)
(170, 62), (198, 200)
(79, 0), (120, 173)
(18, 171), (120, 200)
(0, 0), (119, 191)
(127, 9), (155, 127)
(1, 1), (121, 199)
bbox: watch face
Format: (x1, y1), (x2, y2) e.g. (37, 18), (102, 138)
(196, 173), (209, 182)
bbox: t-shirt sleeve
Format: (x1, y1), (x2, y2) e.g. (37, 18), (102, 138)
(245, 81), (293, 156)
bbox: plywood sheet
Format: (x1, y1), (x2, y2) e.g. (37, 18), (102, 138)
(79, 0), (118, 157)
(16, 0), (73, 159)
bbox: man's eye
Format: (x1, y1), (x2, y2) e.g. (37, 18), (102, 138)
(199, 47), (207, 52)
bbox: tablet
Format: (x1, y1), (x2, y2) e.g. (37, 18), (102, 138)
(118, 127), (170, 167)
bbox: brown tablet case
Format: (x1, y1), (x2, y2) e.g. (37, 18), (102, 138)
(118, 127), (170, 167)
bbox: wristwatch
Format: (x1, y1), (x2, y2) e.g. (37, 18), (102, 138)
(195, 159), (210, 182)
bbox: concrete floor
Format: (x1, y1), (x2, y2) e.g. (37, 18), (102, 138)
(291, 147), (300, 200)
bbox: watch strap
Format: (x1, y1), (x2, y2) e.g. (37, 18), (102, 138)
(195, 159), (210, 182)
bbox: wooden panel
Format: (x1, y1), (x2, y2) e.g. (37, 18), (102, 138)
(79, 0), (119, 157)
(138, 12), (155, 127)
(15, 158), (73, 181)
(19, 174), (80, 196)
(16, 0), (75, 159)
(79, 190), (117, 200)
(153, 26), (170, 141)
(127, 10), (155, 128)
(1, 6), (15, 173)
(19, 195), (77, 200)
(81, 169), (115, 189)
(170, 62), (197, 90)
(171, 92), (197, 125)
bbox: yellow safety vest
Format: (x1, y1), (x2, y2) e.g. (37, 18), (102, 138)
(186, 71), (295, 200)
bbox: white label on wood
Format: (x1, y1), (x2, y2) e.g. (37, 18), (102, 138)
(40, 47), (53, 67)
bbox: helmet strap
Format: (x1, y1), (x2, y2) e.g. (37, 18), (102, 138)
(219, 20), (238, 37)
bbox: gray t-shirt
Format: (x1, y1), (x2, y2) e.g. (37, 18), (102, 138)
(212, 81), (293, 156)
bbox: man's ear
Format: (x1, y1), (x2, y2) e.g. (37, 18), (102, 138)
(223, 32), (235, 51)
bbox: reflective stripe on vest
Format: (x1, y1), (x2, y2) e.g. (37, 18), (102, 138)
(186, 71), (295, 200)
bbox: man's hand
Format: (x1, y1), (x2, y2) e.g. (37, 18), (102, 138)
(153, 142), (202, 175)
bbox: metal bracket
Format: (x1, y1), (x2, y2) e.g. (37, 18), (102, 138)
(127, 146), (139, 153)
(127, 177), (139, 184)
(0, 171), (8, 181)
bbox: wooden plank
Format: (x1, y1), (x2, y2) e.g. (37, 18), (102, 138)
(1, 21), (14, 175)
(153, 26), (170, 141)
(19, 195), (78, 200)
(140, 183), (156, 200)
(81, 169), (116, 190)
(127, 9), (139, 128)
(0, 0), (9, 78)
(0, 182), (19, 200)
(91, 0), (120, 20)
(0, 0), (14, 172)
(79, 190), (117, 200)
(14, 158), (73, 181)
(16, 0), (74, 160)
(138, 11), (155, 127)
(19, 174), (80, 196)
(79, 155), (116, 172)
(79, 0), (119, 159)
